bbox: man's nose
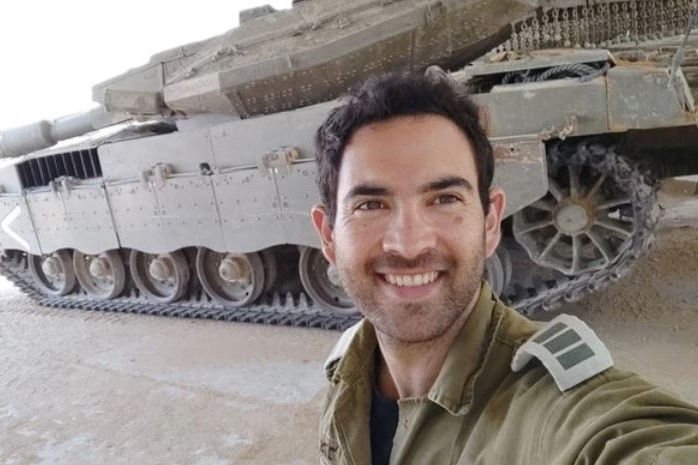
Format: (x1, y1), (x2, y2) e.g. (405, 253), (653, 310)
(382, 205), (437, 260)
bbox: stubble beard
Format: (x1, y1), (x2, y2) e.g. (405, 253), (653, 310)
(335, 242), (486, 344)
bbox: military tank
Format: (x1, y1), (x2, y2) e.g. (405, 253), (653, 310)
(0, 0), (697, 330)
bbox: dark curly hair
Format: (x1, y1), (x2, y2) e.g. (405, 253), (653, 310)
(314, 70), (494, 225)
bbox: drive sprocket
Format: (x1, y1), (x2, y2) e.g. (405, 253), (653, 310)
(507, 139), (660, 314)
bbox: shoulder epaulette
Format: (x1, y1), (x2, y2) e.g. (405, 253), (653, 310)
(324, 320), (363, 377)
(511, 314), (613, 392)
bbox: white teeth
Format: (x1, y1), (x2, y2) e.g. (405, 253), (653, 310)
(385, 271), (438, 287)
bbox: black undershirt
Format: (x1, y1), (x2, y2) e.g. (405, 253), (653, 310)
(370, 385), (399, 465)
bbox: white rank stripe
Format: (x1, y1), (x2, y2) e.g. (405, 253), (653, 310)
(511, 314), (614, 392)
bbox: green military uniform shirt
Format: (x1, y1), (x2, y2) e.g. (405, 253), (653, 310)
(319, 283), (698, 465)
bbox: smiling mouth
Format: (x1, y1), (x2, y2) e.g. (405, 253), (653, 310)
(382, 271), (439, 287)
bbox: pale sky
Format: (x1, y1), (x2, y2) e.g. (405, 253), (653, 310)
(0, 0), (292, 129)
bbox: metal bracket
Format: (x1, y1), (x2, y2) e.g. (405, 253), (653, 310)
(210, 45), (243, 63)
(49, 176), (78, 197)
(425, 1), (446, 25)
(140, 164), (174, 189)
(259, 147), (300, 176)
(334, 14), (350, 29)
(669, 0), (698, 88)
(477, 105), (491, 135)
(540, 115), (577, 141)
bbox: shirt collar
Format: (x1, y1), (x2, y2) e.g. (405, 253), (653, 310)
(328, 318), (377, 385)
(427, 281), (500, 415)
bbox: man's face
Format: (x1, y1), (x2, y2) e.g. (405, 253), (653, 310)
(312, 115), (504, 343)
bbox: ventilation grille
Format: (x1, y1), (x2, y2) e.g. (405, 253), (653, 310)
(17, 148), (102, 189)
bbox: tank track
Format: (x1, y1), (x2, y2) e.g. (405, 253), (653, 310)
(0, 257), (361, 331)
(507, 140), (661, 315)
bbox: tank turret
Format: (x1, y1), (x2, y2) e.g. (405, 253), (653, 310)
(91, 0), (536, 119)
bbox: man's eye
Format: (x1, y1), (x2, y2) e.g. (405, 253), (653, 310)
(433, 194), (460, 205)
(356, 200), (385, 211)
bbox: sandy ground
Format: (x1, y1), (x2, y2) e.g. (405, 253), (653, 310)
(0, 185), (695, 465)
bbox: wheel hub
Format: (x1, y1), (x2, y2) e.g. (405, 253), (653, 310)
(149, 257), (172, 281)
(219, 257), (250, 285)
(88, 257), (110, 279)
(554, 202), (591, 234)
(298, 247), (356, 316)
(41, 257), (61, 279)
(326, 264), (341, 287)
(512, 142), (640, 279)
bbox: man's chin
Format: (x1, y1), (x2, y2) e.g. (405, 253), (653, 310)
(368, 308), (457, 344)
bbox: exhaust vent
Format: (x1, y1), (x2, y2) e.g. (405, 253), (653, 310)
(17, 148), (102, 189)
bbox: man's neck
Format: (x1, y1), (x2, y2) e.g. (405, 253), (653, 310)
(375, 291), (480, 400)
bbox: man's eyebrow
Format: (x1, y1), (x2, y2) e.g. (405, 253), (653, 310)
(419, 176), (474, 193)
(343, 184), (391, 203)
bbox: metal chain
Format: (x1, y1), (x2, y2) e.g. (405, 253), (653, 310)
(532, 17), (541, 50)
(562, 8), (572, 47)
(502, 0), (695, 52)
(552, 7), (562, 43)
(611, 3), (622, 45)
(541, 10), (551, 47)
(667, 0), (680, 36)
(573, 7), (583, 48)
(641, 0), (651, 40)
(619, 2), (631, 44)
(630, 0), (640, 43)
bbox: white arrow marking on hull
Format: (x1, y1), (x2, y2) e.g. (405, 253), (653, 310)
(1, 205), (30, 250)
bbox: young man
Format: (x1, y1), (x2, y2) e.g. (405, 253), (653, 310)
(310, 72), (698, 465)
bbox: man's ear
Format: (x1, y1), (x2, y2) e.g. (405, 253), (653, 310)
(311, 205), (336, 265)
(484, 187), (506, 259)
